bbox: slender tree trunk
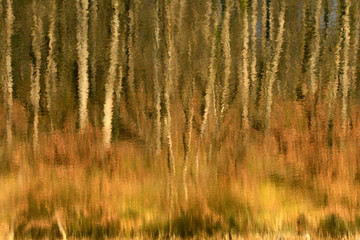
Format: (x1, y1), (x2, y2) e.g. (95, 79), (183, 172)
(261, 0), (267, 61)
(165, 0), (175, 177)
(102, 0), (120, 149)
(300, 0), (311, 91)
(323, 0), (329, 39)
(30, 3), (42, 151)
(306, 0), (322, 133)
(220, 0), (232, 122)
(45, 0), (58, 131)
(183, 42), (195, 201)
(268, 0), (275, 44)
(217, 0), (233, 167)
(115, 66), (123, 105)
(114, 28), (125, 139)
(264, 0), (275, 83)
(196, 0), (217, 182)
(126, 2), (140, 134)
(132, 0), (144, 136)
(255, 0), (268, 110)
(153, 0), (161, 156)
(320, 0), (330, 103)
(341, 0), (351, 134)
(115, 31), (125, 105)
(76, 0), (90, 131)
(183, 79), (194, 201)
(55, 210), (67, 240)
(264, 1), (286, 132)
(4, 0), (14, 150)
(168, 0), (179, 94)
(328, 11), (343, 147)
(351, 1), (359, 91)
(0, 0), (2, 33)
(250, 0), (258, 85)
(178, 0), (187, 38)
(89, 0), (98, 102)
(241, 4), (250, 130)
(309, 0), (322, 96)
(165, 0), (176, 233)
(295, 0), (307, 100)
(202, 0), (212, 49)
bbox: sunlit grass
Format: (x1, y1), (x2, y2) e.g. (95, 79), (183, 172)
(1, 100), (360, 238)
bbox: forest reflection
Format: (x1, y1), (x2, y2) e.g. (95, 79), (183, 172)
(0, 0), (360, 238)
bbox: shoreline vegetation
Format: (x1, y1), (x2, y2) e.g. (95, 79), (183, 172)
(1, 0), (360, 238)
(1, 100), (360, 239)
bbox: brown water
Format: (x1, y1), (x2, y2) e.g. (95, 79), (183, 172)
(1, 0), (360, 239)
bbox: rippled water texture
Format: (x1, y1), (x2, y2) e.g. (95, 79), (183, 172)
(1, 0), (360, 238)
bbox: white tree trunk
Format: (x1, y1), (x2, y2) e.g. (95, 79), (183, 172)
(165, 0), (176, 176)
(76, 0), (89, 131)
(153, 0), (162, 156)
(250, 0), (258, 85)
(4, 0), (14, 149)
(102, 0), (120, 149)
(241, 6), (250, 130)
(220, 0), (232, 122)
(341, 0), (351, 133)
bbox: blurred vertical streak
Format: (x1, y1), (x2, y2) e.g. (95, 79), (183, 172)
(4, 0), (14, 150)
(76, 0), (90, 131)
(103, 0), (120, 150)
(196, 0), (216, 183)
(183, 42), (194, 201)
(165, 0), (175, 176)
(165, 0), (175, 234)
(153, 0), (161, 156)
(45, 0), (58, 131)
(220, 0), (232, 123)
(351, 1), (359, 92)
(309, 0), (322, 96)
(327, 0), (343, 148)
(241, 2), (250, 130)
(264, 0), (286, 133)
(89, 0), (98, 105)
(341, 0), (351, 135)
(250, 0), (258, 107)
(30, 2), (43, 151)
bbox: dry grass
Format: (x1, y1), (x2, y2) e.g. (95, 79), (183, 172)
(1, 98), (360, 239)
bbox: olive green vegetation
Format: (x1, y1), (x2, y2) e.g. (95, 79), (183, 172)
(1, 0), (360, 239)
